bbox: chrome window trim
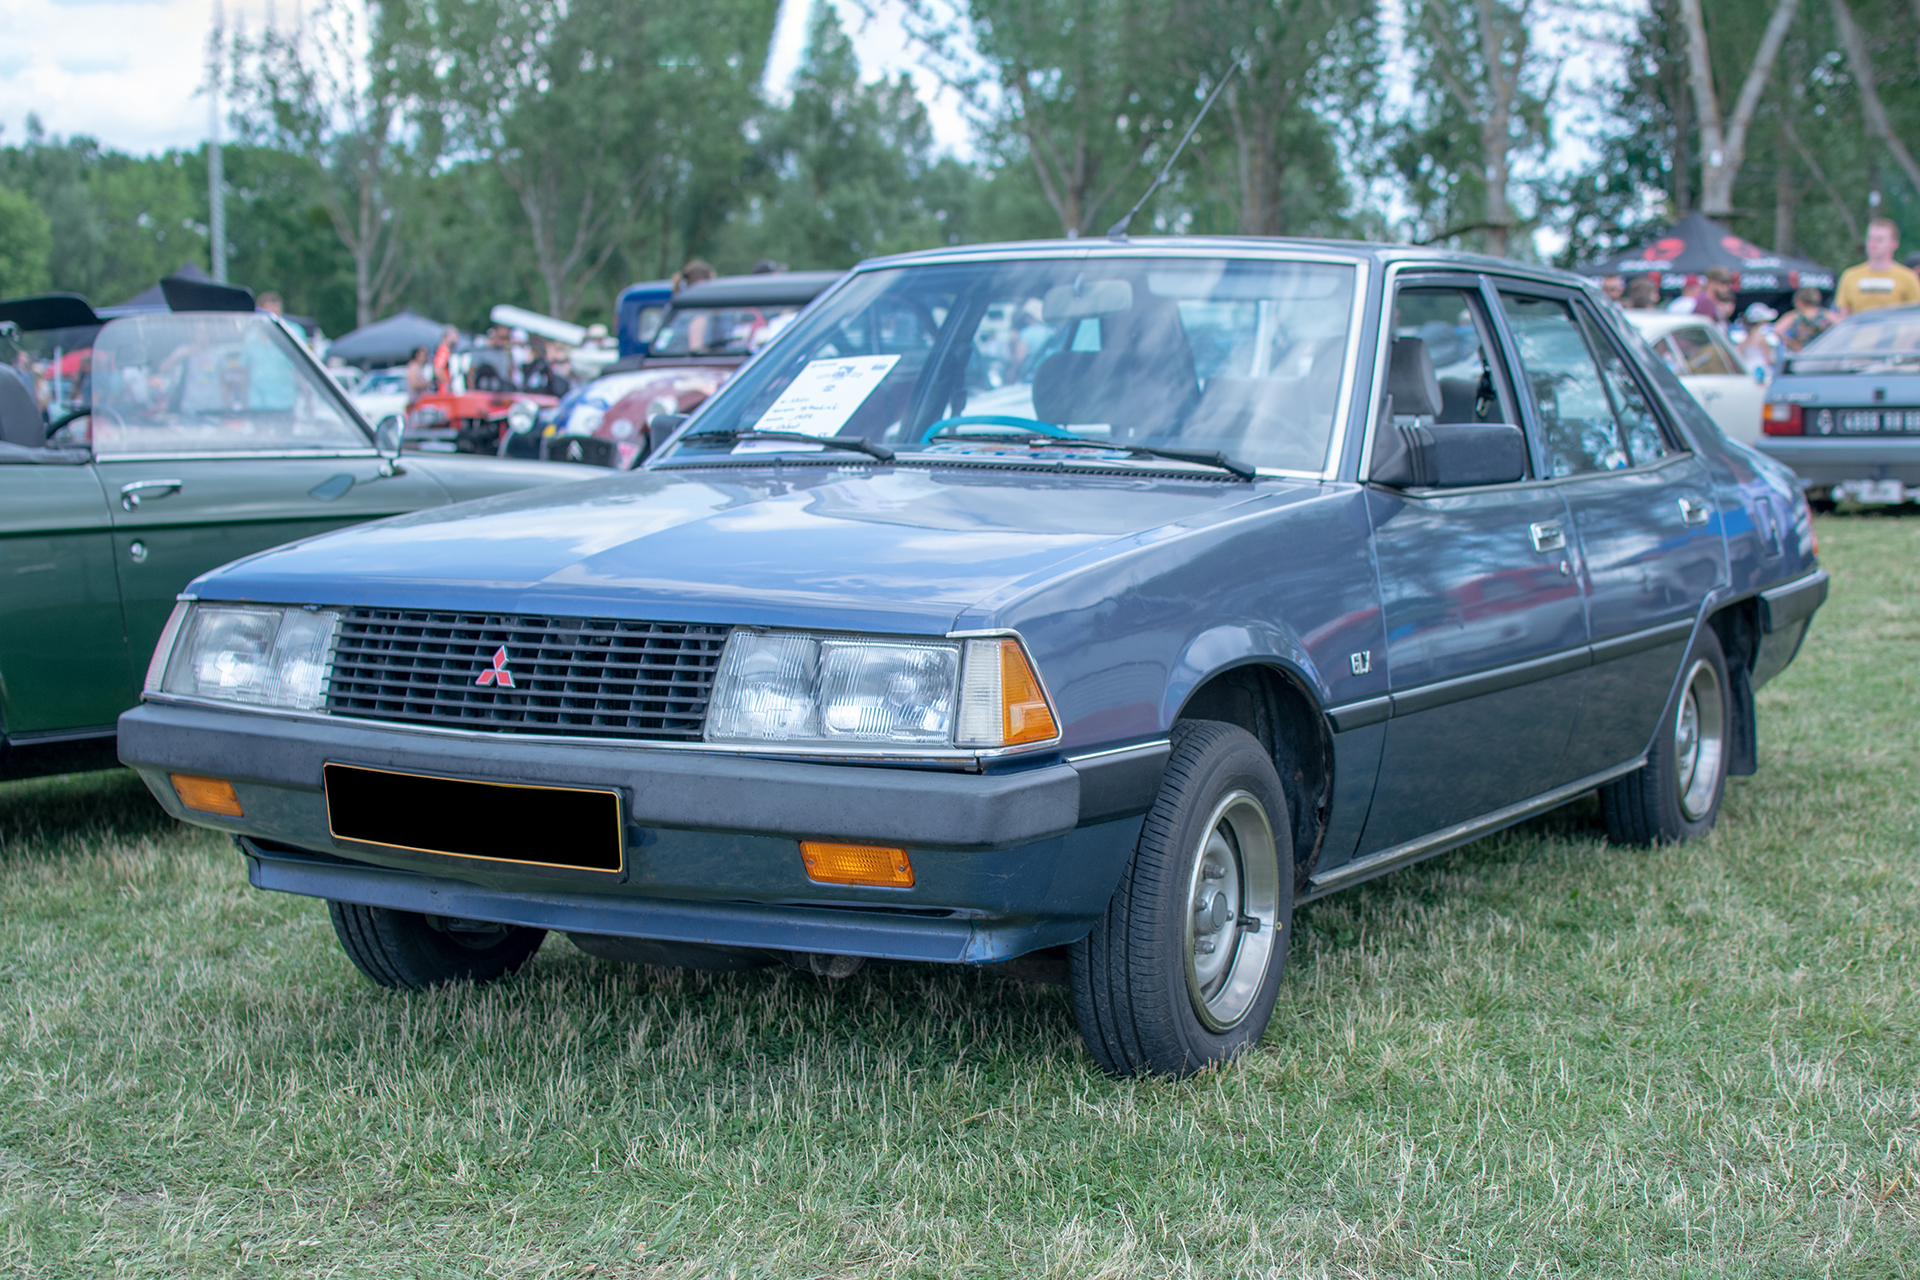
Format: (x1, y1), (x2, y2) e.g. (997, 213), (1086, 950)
(94, 448), (384, 463)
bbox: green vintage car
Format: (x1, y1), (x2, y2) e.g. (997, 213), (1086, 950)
(0, 288), (601, 780)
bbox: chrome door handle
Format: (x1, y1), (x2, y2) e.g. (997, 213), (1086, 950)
(1678, 496), (1710, 525)
(1529, 521), (1566, 553)
(120, 479), (183, 511)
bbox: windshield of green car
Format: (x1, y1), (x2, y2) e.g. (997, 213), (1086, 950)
(71, 313), (369, 455)
(657, 255), (1359, 474)
(648, 304), (806, 357)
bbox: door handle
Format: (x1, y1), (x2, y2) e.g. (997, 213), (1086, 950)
(1529, 521), (1566, 553)
(120, 479), (184, 511)
(1678, 496), (1710, 525)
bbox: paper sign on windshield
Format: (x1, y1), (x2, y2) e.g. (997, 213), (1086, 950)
(734, 355), (899, 453)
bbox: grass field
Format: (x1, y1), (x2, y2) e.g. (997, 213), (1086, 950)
(2, 513), (1915, 1278)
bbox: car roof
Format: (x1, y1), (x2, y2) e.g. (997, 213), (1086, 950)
(669, 272), (845, 308)
(851, 235), (1588, 289)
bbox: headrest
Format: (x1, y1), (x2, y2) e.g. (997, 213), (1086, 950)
(1386, 336), (1442, 418)
(0, 365), (45, 448)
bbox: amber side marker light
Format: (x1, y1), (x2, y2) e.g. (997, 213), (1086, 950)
(801, 842), (914, 888)
(994, 639), (1058, 745)
(170, 774), (244, 817)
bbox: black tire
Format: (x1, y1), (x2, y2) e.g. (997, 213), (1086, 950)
(327, 902), (546, 990)
(1070, 720), (1293, 1078)
(1600, 626), (1732, 846)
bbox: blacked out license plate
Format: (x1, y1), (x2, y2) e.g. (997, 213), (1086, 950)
(323, 763), (623, 873)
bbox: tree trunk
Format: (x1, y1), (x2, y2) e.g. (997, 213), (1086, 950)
(1831, 0), (1920, 200)
(1681, 0), (1800, 217)
(1773, 118), (1796, 254)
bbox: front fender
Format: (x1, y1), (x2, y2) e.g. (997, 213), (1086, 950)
(1163, 623), (1326, 728)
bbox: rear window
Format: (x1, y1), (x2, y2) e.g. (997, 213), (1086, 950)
(1790, 310), (1920, 371)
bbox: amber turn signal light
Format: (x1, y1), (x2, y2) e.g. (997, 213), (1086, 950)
(170, 774), (243, 817)
(995, 639), (1058, 745)
(800, 841), (914, 888)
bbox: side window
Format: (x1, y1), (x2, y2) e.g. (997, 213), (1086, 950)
(1498, 293), (1626, 476)
(1667, 325), (1741, 376)
(1580, 311), (1677, 466)
(1390, 287), (1515, 426)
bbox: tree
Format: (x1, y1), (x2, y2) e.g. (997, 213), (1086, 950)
(236, 0), (424, 328)
(1678, 0), (1799, 216)
(1830, 0), (1920, 200)
(1398, 0), (1551, 257)
(0, 185), (52, 297)
(416, 0), (775, 320)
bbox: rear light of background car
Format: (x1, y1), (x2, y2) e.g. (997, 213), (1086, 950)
(1762, 402), (1803, 435)
(171, 774), (243, 817)
(800, 842), (913, 887)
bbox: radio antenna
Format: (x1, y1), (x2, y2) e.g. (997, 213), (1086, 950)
(1106, 57), (1244, 240)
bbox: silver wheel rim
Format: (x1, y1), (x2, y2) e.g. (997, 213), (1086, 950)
(1182, 790), (1281, 1032)
(1674, 658), (1725, 821)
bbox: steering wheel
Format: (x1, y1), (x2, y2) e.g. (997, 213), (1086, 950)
(44, 405), (94, 439)
(920, 415), (1080, 443)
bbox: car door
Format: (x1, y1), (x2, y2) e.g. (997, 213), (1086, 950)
(1495, 288), (1728, 780)
(0, 458), (135, 740)
(1355, 278), (1590, 858)
(1663, 323), (1764, 443)
(86, 313), (449, 694)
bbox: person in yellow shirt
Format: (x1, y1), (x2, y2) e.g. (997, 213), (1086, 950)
(1835, 217), (1920, 316)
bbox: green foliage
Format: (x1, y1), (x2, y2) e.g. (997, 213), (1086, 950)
(0, 185), (51, 297)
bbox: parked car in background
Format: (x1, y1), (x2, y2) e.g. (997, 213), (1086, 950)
(0, 290), (601, 781)
(1625, 310), (1765, 443)
(118, 240), (1823, 1078)
(534, 271), (841, 468)
(406, 340), (558, 454)
(1758, 303), (1920, 507)
(350, 366), (411, 425)
(615, 279), (673, 358)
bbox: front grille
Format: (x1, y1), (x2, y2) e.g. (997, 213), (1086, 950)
(326, 609), (731, 741)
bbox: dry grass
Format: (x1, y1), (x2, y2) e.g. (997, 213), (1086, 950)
(2, 512), (1916, 1277)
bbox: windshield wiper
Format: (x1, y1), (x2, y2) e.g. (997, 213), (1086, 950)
(682, 429), (895, 462)
(925, 429), (1257, 480)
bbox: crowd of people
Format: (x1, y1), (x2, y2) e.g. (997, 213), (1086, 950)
(1595, 216), (1920, 383)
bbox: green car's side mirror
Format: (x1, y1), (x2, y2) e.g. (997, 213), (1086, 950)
(374, 415), (405, 476)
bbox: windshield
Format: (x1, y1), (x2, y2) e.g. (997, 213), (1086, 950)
(649, 304), (805, 357)
(659, 256), (1358, 473)
(74, 313), (369, 454)
(1794, 310), (1920, 366)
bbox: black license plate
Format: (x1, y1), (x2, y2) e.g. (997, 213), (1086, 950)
(323, 764), (623, 872)
(1837, 409), (1920, 433)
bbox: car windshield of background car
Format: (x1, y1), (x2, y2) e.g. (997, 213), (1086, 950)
(78, 314), (368, 455)
(649, 304), (805, 357)
(662, 257), (1358, 474)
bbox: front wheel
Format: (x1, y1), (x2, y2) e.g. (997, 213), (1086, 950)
(1071, 720), (1293, 1077)
(1600, 626), (1731, 846)
(327, 902), (546, 990)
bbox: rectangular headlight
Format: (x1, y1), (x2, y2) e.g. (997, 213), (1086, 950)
(156, 603), (340, 710)
(704, 631), (1058, 751)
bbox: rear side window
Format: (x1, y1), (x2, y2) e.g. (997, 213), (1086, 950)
(1581, 313), (1676, 466)
(1498, 294), (1626, 475)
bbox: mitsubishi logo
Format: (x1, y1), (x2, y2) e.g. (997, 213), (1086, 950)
(475, 646), (516, 688)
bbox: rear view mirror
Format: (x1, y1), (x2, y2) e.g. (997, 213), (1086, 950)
(1371, 422), (1526, 489)
(373, 414), (405, 475)
(1042, 279), (1134, 321)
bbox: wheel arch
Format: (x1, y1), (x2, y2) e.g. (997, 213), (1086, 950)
(1171, 657), (1335, 895)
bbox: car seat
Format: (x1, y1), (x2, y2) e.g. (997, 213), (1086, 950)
(0, 365), (44, 448)
(1030, 297), (1197, 438)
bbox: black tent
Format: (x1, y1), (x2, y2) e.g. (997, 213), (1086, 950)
(325, 309), (449, 367)
(115, 262), (210, 310)
(1577, 212), (1836, 296)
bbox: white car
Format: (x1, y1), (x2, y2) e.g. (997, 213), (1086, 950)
(1624, 311), (1765, 443)
(350, 367), (412, 425)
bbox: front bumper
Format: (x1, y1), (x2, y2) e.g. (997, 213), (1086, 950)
(1754, 437), (1920, 488)
(118, 701), (1162, 962)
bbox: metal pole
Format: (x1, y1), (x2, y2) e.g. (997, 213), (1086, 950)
(208, 0), (228, 282)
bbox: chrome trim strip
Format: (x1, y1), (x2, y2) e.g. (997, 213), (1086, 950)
(1065, 739), (1172, 764)
(94, 449), (382, 463)
(1324, 696), (1390, 732)
(5, 724), (118, 746)
(1303, 755), (1646, 900)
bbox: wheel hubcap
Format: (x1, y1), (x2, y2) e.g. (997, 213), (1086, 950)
(1183, 791), (1281, 1032)
(1674, 658), (1725, 821)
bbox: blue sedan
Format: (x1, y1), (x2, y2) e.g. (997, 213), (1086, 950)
(117, 239), (1825, 1077)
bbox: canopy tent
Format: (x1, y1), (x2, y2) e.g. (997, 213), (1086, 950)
(325, 309), (449, 367)
(1577, 212), (1836, 296)
(114, 262), (209, 310)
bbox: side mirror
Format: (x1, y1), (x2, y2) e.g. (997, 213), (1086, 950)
(374, 414), (406, 475)
(1371, 422), (1527, 489)
(648, 412), (687, 436)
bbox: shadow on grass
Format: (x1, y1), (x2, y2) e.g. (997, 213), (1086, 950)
(0, 767), (183, 861)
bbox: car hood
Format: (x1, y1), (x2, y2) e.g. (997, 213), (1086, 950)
(192, 463), (1274, 633)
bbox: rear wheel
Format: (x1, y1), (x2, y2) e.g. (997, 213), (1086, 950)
(1070, 720), (1292, 1077)
(1600, 627), (1731, 846)
(327, 902), (545, 990)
